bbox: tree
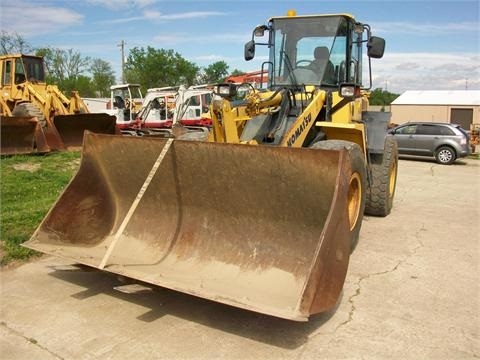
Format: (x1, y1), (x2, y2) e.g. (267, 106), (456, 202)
(229, 69), (246, 77)
(62, 75), (95, 97)
(90, 58), (115, 97)
(199, 61), (229, 84)
(0, 31), (33, 54)
(125, 46), (199, 92)
(35, 47), (91, 94)
(368, 88), (400, 108)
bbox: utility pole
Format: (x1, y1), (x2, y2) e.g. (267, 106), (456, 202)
(118, 40), (125, 84)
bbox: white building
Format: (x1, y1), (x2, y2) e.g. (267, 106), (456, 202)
(390, 90), (480, 130)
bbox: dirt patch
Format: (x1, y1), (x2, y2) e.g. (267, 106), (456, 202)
(13, 163), (41, 172)
(67, 158), (81, 170)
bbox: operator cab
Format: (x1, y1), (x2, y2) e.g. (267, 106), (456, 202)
(245, 13), (385, 90)
(1, 55), (45, 86)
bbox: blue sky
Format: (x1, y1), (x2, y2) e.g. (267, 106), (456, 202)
(1, 0), (479, 93)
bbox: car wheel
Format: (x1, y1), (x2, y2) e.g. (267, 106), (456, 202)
(435, 146), (456, 165)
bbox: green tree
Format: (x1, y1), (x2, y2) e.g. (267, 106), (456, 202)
(369, 88), (400, 108)
(125, 46), (199, 92)
(229, 69), (246, 77)
(90, 58), (115, 97)
(62, 75), (95, 97)
(0, 30), (33, 54)
(35, 47), (92, 94)
(200, 61), (229, 84)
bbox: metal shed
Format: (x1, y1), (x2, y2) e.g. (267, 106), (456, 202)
(390, 90), (480, 130)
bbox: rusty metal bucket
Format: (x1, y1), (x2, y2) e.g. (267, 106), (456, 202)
(0, 116), (50, 155)
(24, 132), (352, 321)
(53, 113), (118, 148)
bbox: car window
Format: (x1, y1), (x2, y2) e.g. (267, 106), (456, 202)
(416, 124), (443, 135)
(455, 126), (469, 138)
(439, 126), (455, 136)
(396, 124), (416, 134)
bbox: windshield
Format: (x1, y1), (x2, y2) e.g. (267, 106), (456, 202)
(268, 15), (358, 87)
(20, 57), (45, 83)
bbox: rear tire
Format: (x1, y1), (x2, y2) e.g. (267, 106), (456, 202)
(310, 140), (366, 252)
(365, 136), (398, 216)
(435, 146), (455, 165)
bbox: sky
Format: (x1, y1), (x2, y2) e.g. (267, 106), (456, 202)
(1, 0), (479, 94)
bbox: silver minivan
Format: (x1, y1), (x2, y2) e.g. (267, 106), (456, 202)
(388, 122), (470, 165)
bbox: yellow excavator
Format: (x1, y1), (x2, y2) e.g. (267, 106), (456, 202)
(0, 54), (117, 155)
(24, 11), (397, 321)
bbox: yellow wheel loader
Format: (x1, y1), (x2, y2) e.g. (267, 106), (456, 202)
(24, 12), (397, 321)
(0, 54), (117, 155)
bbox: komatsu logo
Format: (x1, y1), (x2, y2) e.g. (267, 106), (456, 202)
(287, 113), (312, 146)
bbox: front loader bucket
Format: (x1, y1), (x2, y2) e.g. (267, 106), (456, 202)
(53, 113), (118, 148)
(1, 116), (50, 155)
(25, 132), (352, 321)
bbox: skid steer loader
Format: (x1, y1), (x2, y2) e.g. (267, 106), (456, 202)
(24, 11), (397, 321)
(0, 54), (117, 155)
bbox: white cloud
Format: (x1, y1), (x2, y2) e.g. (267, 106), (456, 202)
(368, 52), (480, 93)
(86, 0), (158, 9)
(103, 10), (226, 24)
(1, 1), (83, 36)
(372, 21), (479, 35)
(156, 11), (226, 20)
(152, 32), (249, 45)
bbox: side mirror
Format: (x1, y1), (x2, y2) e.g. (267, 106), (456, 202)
(244, 40), (255, 61)
(367, 36), (385, 59)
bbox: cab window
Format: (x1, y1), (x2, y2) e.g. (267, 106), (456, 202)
(2, 60), (12, 85)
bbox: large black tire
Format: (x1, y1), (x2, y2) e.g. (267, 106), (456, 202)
(12, 102), (46, 128)
(365, 136), (398, 217)
(310, 140), (367, 252)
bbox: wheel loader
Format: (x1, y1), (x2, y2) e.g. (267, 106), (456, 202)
(24, 11), (398, 321)
(0, 54), (117, 155)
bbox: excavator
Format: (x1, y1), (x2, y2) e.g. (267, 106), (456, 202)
(225, 70), (269, 88)
(0, 54), (117, 155)
(135, 85), (213, 129)
(24, 11), (398, 321)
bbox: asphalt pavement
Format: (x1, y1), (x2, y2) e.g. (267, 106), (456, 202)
(1, 157), (479, 359)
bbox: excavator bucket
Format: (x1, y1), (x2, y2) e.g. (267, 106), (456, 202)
(24, 132), (352, 321)
(0, 116), (50, 155)
(53, 113), (118, 148)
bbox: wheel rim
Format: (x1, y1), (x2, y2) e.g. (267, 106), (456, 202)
(348, 172), (362, 231)
(389, 159), (397, 198)
(438, 149), (453, 163)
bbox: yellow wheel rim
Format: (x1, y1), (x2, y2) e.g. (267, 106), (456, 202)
(348, 172), (362, 231)
(389, 160), (397, 199)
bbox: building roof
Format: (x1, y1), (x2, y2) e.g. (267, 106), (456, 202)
(391, 90), (480, 106)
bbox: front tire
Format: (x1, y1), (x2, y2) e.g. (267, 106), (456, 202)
(310, 140), (367, 252)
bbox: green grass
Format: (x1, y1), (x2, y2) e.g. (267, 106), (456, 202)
(0, 151), (81, 265)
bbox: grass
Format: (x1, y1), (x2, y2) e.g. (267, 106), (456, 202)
(0, 151), (81, 265)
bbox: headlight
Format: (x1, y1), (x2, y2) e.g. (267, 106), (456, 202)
(216, 83), (237, 99)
